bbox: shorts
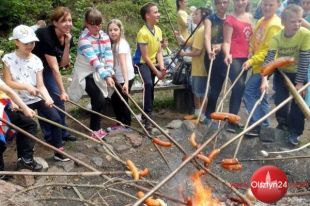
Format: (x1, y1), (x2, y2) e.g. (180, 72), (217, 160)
(191, 76), (207, 97)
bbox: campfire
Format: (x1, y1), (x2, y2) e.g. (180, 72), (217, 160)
(188, 170), (220, 206)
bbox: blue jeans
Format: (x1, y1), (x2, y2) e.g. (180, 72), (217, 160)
(243, 74), (269, 127)
(273, 72), (305, 136)
(28, 100), (63, 148)
(138, 64), (155, 117)
(42, 68), (70, 139)
(205, 56), (247, 117)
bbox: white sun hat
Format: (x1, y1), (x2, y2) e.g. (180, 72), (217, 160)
(9, 25), (39, 43)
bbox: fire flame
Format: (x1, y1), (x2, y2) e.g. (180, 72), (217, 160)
(190, 170), (219, 206)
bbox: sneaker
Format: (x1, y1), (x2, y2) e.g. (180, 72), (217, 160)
(245, 127), (260, 137)
(288, 133), (300, 146)
(63, 135), (77, 141)
(226, 123), (243, 133)
(91, 129), (108, 140)
(106, 124), (126, 132)
(53, 153), (70, 162)
(17, 157), (43, 171)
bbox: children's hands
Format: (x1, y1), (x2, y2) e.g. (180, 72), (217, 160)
(122, 82), (129, 95)
(260, 77), (269, 93)
(224, 54), (232, 65)
(212, 44), (221, 55)
(60, 92), (69, 101)
(242, 61), (251, 70)
(295, 83), (305, 97)
(45, 97), (54, 108)
(178, 50), (185, 57)
(26, 85), (39, 96)
(106, 76), (115, 87)
(23, 107), (36, 118)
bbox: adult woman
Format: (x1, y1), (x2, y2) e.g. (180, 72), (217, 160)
(33, 6), (76, 141)
(68, 8), (114, 138)
(222, 0), (253, 133)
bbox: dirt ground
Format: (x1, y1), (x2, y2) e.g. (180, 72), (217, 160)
(1, 90), (310, 206)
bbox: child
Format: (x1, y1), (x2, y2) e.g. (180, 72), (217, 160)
(242, 0), (282, 137)
(302, 0), (310, 106)
(3, 25), (70, 162)
(0, 78), (43, 175)
(263, 5), (310, 145)
(68, 8), (114, 138)
(222, 0), (253, 133)
(107, 19), (135, 128)
(179, 7), (209, 122)
(133, 2), (165, 130)
(204, 0), (230, 122)
(176, 0), (190, 42)
(161, 37), (173, 70)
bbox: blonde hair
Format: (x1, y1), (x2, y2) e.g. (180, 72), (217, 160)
(281, 4), (303, 22)
(107, 19), (126, 67)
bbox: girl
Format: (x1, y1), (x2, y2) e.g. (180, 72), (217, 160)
(68, 7), (114, 139)
(108, 19), (135, 129)
(3, 25), (69, 162)
(222, 0), (253, 133)
(179, 8), (209, 122)
(33, 6), (77, 142)
(176, 0), (190, 42)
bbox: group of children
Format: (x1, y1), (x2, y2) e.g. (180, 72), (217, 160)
(175, 0), (309, 145)
(0, 1), (309, 175)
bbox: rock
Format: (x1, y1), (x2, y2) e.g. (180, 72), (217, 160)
(151, 128), (161, 135)
(94, 145), (105, 153)
(34, 157), (49, 171)
(125, 133), (142, 148)
(106, 135), (123, 144)
(166, 120), (183, 129)
(14, 169), (35, 187)
(115, 144), (131, 153)
(182, 120), (195, 132)
(105, 155), (113, 162)
(48, 166), (67, 183)
(0, 180), (23, 194)
(56, 160), (75, 172)
(90, 157), (103, 168)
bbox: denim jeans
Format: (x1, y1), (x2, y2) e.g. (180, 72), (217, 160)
(28, 100), (63, 148)
(205, 56), (247, 117)
(273, 72), (305, 136)
(43, 68), (70, 139)
(243, 73), (269, 127)
(137, 64), (155, 117)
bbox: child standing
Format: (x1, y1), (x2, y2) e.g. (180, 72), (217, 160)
(242, 0), (282, 137)
(222, 0), (253, 133)
(133, 2), (165, 130)
(263, 5), (310, 145)
(179, 8), (209, 122)
(68, 8), (114, 138)
(302, 0), (310, 106)
(107, 19), (135, 128)
(3, 25), (69, 162)
(204, 0), (230, 122)
(0, 78), (43, 174)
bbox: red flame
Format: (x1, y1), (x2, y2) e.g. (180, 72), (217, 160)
(190, 170), (219, 206)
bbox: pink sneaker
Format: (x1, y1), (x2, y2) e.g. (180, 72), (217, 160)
(91, 129), (108, 140)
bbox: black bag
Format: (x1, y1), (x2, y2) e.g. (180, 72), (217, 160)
(172, 60), (191, 85)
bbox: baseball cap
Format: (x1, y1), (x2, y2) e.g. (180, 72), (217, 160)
(9, 25), (39, 44)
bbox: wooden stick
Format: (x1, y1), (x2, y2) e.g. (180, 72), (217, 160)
(112, 85), (173, 171)
(233, 90), (267, 158)
(195, 54), (214, 124)
(236, 155), (310, 162)
(219, 82), (310, 151)
(0, 171), (101, 176)
(0, 117), (99, 173)
(216, 68), (246, 112)
(280, 71), (310, 120)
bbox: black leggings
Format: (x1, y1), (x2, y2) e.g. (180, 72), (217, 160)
(85, 74), (107, 131)
(111, 79), (134, 125)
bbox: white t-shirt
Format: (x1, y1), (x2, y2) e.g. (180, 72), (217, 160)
(113, 39), (135, 83)
(2, 52), (43, 105)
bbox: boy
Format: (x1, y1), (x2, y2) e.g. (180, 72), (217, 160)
(0, 78), (43, 176)
(263, 4), (310, 145)
(133, 2), (165, 130)
(242, 0), (282, 137)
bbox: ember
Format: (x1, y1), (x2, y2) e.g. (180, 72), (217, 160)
(190, 170), (220, 206)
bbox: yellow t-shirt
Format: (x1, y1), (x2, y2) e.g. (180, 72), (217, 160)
(135, 25), (162, 64)
(269, 27), (310, 73)
(249, 15), (282, 74)
(188, 26), (207, 77)
(177, 10), (189, 39)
